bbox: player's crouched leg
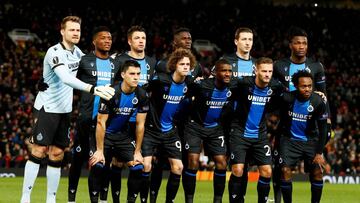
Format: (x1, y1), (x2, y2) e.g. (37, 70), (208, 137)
(167, 158), (183, 203)
(280, 166), (293, 203)
(257, 165), (272, 203)
(310, 164), (324, 203)
(228, 164), (245, 203)
(127, 164), (144, 203)
(88, 163), (105, 203)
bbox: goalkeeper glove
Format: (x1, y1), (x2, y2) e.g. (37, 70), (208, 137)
(90, 84), (115, 100)
(37, 78), (49, 91)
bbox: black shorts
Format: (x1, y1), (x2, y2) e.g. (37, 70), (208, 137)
(272, 146), (281, 168)
(104, 134), (135, 163)
(229, 128), (272, 165)
(32, 107), (71, 148)
(72, 117), (96, 157)
(184, 121), (226, 156)
(142, 127), (182, 160)
(279, 136), (318, 171)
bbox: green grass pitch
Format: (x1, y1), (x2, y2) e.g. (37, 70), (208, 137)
(3, 177), (359, 202)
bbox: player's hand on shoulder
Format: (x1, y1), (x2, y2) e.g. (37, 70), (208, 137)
(314, 91), (327, 102)
(92, 84), (115, 100)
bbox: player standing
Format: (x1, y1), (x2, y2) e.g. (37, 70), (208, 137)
(20, 16), (114, 203)
(141, 48), (196, 203)
(67, 26), (119, 203)
(144, 27), (206, 203)
(278, 70), (327, 203)
(272, 26), (331, 203)
(103, 25), (156, 203)
(228, 57), (284, 203)
(182, 59), (232, 203)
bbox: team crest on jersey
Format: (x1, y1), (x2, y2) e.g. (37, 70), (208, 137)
(183, 86), (188, 93)
(90, 62), (94, 67)
(284, 67), (288, 72)
(52, 56), (59, 64)
(305, 66), (311, 73)
(132, 97), (138, 105)
(36, 133), (43, 141)
(232, 63), (236, 68)
(76, 146), (81, 152)
(146, 63), (151, 70)
(226, 90), (232, 97)
(267, 88), (273, 95)
(110, 62), (115, 69)
(164, 86), (169, 92)
(230, 153), (235, 160)
(185, 143), (190, 150)
(307, 105), (314, 112)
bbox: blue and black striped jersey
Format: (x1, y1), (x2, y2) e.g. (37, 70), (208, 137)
(146, 72), (192, 133)
(76, 52), (120, 120)
(229, 76), (285, 139)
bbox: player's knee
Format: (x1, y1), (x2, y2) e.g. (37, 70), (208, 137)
(187, 158), (199, 170)
(281, 166), (292, 180)
(48, 147), (65, 161)
(215, 158), (227, 170)
(231, 165), (244, 177)
(170, 162), (183, 175)
(31, 145), (47, 158)
(311, 168), (323, 181)
(143, 160), (152, 172)
(259, 165), (272, 178)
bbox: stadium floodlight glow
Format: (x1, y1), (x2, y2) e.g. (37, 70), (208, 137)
(314, 3), (318, 7)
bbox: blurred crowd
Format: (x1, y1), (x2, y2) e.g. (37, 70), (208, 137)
(0, 0), (359, 175)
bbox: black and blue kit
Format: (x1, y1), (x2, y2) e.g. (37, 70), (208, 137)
(273, 57), (326, 92)
(142, 73), (192, 159)
(74, 52), (119, 154)
(222, 53), (256, 78)
(228, 77), (284, 165)
(278, 91), (328, 169)
(184, 78), (231, 156)
(99, 83), (149, 163)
